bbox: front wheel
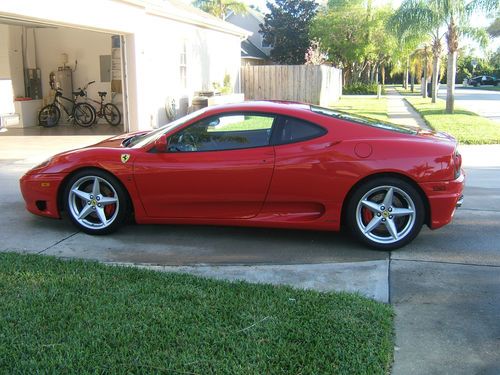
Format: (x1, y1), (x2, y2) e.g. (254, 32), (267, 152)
(346, 178), (425, 250)
(103, 103), (121, 126)
(64, 169), (129, 234)
(38, 105), (60, 127)
(73, 103), (96, 127)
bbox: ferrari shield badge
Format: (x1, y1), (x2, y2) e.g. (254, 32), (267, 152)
(121, 154), (130, 164)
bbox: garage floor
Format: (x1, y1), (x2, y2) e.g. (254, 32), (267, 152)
(2, 123), (124, 136)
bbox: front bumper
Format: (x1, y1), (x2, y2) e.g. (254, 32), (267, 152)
(20, 172), (67, 219)
(419, 172), (465, 230)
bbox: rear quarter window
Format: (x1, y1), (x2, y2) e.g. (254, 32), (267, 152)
(275, 117), (327, 145)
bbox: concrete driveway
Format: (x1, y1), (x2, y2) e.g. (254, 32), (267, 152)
(1, 132), (499, 374)
(391, 147), (500, 375)
(438, 86), (500, 122)
(0, 131), (389, 301)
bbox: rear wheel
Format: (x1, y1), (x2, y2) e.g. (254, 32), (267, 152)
(38, 105), (60, 127)
(346, 177), (425, 250)
(103, 103), (121, 126)
(64, 169), (129, 234)
(73, 103), (95, 127)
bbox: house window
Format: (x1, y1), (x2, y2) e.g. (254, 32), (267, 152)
(180, 41), (187, 89)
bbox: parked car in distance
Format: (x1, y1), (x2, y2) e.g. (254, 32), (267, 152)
(20, 101), (464, 250)
(468, 75), (499, 87)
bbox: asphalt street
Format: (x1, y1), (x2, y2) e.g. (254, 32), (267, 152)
(438, 86), (500, 122)
(0, 132), (499, 374)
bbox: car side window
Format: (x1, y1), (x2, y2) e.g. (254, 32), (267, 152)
(275, 117), (326, 145)
(168, 114), (275, 152)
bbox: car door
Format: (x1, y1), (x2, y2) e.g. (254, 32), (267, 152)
(262, 115), (331, 220)
(133, 112), (276, 219)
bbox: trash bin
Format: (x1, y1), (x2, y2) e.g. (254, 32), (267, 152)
(191, 96), (208, 111)
(427, 82), (432, 97)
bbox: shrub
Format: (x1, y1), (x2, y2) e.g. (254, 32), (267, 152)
(343, 82), (385, 95)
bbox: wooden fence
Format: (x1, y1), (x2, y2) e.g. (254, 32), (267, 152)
(240, 65), (342, 106)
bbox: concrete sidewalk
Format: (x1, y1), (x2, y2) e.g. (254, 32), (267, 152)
(386, 87), (429, 129)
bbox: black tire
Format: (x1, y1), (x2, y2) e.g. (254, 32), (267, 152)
(346, 177), (425, 250)
(38, 105), (60, 127)
(64, 169), (129, 235)
(103, 103), (121, 126)
(73, 103), (96, 127)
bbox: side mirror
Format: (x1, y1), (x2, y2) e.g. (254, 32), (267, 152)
(208, 118), (220, 128)
(154, 134), (167, 152)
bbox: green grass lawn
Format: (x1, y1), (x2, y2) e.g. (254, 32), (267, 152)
(329, 97), (389, 122)
(394, 86), (422, 96)
(405, 97), (500, 144)
(0, 253), (394, 374)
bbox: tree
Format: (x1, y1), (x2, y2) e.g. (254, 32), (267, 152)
(390, 0), (499, 113)
(312, 1), (398, 85)
(487, 17), (500, 37)
(304, 39), (328, 65)
(192, 0), (247, 20)
(260, 0), (318, 64)
(311, 4), (367, 82)
(389, 1), (445, 102)
(369, 6), (399, 86)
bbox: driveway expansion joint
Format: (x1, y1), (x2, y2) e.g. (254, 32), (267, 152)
(38, 231), (80, 254)
(390, 258), (500, 268)
(388, 251), (392, 304)
(459, 207), (500, 213)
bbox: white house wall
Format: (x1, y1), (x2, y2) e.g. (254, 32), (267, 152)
(0, 25), (10, 78)
(139, 15), (242, 127)
(1, 0), (244, 131)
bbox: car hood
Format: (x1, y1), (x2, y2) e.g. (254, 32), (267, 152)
(89, 131), (149, 149)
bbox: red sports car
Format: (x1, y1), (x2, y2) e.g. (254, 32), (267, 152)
(20, 101), (464, 250)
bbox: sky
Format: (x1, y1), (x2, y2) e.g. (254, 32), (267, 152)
(187, 0), (498, 56)
(240, 0), (499, 56)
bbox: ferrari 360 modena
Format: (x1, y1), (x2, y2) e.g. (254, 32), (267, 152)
(20, 101), (464, 250)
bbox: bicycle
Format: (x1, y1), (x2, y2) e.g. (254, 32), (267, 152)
(38, 88), (95, 128)
(81, 81), (122, 126)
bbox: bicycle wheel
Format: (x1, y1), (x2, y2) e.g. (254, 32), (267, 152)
(38, 105), (61, 127)
(103, 103), (122, 126)
(73, 103), (96, 127)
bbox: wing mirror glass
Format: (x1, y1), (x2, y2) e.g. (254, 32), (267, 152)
(207, 118), (220, 128)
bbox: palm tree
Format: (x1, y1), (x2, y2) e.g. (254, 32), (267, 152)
(192, 0), (247, 20)
(390, 0), (499, 113)
(409, 46), (433, 93)
(389, 1), (445, 103)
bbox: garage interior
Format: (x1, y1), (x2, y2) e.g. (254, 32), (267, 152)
(0, 17), (128, 136)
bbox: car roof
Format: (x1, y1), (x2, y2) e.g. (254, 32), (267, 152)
(202, 100), (312, 115)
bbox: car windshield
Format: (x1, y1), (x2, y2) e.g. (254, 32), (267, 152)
(126, 107), (209, 148)
(310, 105), (417, 135)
